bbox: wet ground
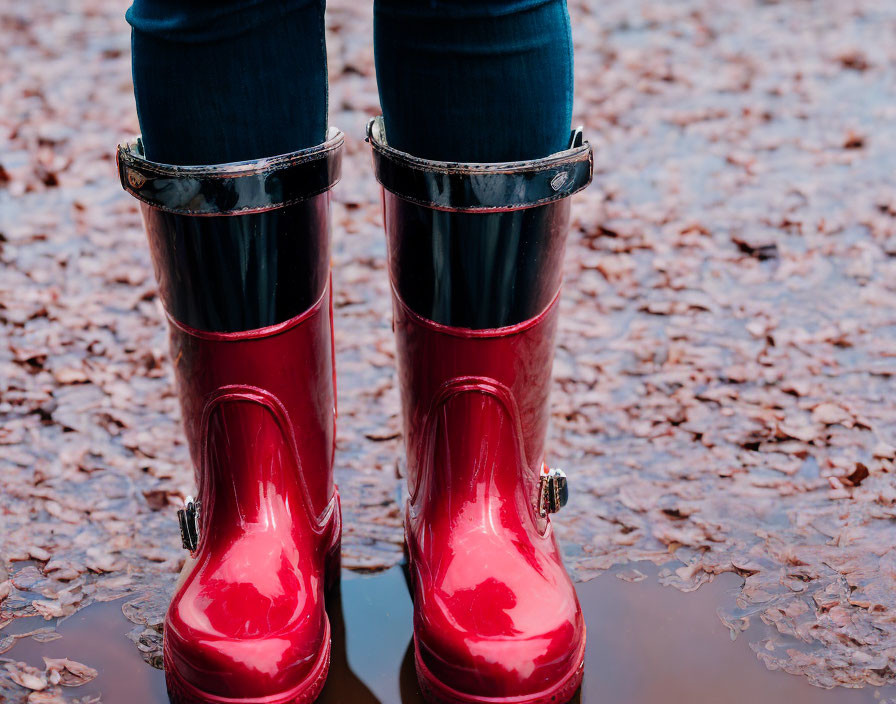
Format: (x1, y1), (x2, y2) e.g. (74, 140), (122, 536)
(6, 565), (896, 704)
(3, 0), (896, 701)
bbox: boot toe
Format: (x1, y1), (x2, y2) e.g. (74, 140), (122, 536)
(164, 566), (328, 700)
(414, 571), (584, 700)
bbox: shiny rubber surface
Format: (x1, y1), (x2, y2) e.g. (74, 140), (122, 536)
(142, 194), (331, 333)
(415, 640), (584, 704)
(161, 285), (339, 701)
(118, 127), (343, 215)
(121, 133), (344, 702)
(382, 191), (570, 328)
(392, 294), (585, 702)
(373, 118), (591, 701)
(123, 129), (343, 333)
(369, 115), (593, 328)
(164, 618), (332, 704)
(367, 117), (591, 212)
(162, 286), (340, 701)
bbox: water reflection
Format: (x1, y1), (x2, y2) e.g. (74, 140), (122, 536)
(6, 598), (168, 704)
(329, 566), (583, 704)
(5, 565), (895, 703)
(316, 577), (378, 703)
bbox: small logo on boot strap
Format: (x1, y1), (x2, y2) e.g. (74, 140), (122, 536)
(126, 168), (146, 190)
(550, 171), (569, 192)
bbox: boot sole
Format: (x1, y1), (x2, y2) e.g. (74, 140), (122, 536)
(164, 616), (331, 704)
(414, 632), (585, 704)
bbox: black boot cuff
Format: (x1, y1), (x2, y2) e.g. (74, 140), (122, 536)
(366, 116), (591, 212)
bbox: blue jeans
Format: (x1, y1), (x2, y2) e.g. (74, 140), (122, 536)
(127, 0), (573, 165)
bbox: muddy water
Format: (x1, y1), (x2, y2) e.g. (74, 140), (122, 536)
(6, 565), (895, 704)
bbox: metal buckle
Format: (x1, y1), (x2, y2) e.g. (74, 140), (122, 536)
(177, 496), (201, 552)
(538, 465), (568, 517)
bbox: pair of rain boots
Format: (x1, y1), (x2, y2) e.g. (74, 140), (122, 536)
(117, 117), (592, 704)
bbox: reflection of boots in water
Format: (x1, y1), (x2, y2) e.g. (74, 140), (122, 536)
(318, 583), (381, 704)
(368, 115), (591, 704)
(117, 131), (345, 704)
(400, 639), (424, 704)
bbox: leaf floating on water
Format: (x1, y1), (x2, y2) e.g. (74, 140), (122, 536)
(41, 658), (98, 687)
(615, 569), (647, 583)
(31, 632), (63, 644)
(0, 635), (16, 654)
(5, 662), (48, 691)
(844, 463), (870, 487)
(27, 691), (67, 704)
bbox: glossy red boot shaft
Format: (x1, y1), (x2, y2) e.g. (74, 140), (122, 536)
(395, 296), (585, 704)
(163, 288), (340, 704)
(118, 131), (344, 704)
(368, 116), (592, 704)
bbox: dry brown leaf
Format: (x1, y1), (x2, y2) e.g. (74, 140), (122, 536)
(42, 657), (98, 687)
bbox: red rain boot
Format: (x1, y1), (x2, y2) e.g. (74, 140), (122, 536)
(368, 117), (593, 704)
(117, 129), (344, 704)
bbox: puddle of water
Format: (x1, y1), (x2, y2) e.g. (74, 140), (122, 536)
(5, 566), (895, 703)
(6, 598), (168, 704)
(575, 566), (895, 704)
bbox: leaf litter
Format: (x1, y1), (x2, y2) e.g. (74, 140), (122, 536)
(2, 0), (896, 699)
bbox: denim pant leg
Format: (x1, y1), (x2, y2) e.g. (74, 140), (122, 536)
(128, 0), (573, 166)
(373, 0), (574, 162)
(126, 0), (328, 165)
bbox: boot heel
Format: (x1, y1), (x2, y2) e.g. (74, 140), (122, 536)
(325, 542), (341, 594)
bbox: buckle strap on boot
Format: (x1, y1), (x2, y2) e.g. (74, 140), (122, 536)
(177, 496), (201, 552)
(117, 127), (344, 216)
(538, 463), (569, 517)
(366, 115), (592, 212)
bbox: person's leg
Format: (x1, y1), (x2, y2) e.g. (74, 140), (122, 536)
(373, 0), (573, 163)
(127, 0), (328, 165)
